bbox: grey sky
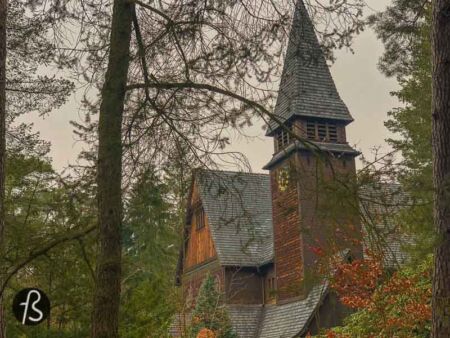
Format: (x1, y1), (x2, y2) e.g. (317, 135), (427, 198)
(26, 0), (398, 173)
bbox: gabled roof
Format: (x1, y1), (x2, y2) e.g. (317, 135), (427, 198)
(196, 170), (274, 266)
(267, 0), (353, 135)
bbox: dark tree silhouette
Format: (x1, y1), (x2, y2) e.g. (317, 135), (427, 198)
(431, 0), (450, 336)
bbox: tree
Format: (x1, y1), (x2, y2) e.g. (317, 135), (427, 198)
(189, 274), (237, 338)
(326, 257), (432, 338)
(371, 0), (450, 335)
(431, 0), (450, 336)
(0, 0), (6, 335)
(0, 1), (77, 334)
(372, 3), (434, 259)
(1, 146), (97, 337)
(91, 0), (133, 337)
(120, 169), (179, 337)
(368, 0), (430, 79)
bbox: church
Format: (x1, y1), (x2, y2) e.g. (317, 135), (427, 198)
(171, 1), (407, 337)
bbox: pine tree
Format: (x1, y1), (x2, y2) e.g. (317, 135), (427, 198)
(382, 5), (434, 259)
(190, 275), (237, 338)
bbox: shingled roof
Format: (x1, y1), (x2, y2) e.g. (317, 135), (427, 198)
(196, 170), (274, 266)
(228, 284), (327, 338)
(267, 0), (353, 135)
(171, 284), (328, 338)
(193, 170), (410, 270)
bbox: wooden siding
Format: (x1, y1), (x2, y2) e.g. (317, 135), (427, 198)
(184, 182), (217, 270)
(225, 267), (264, 305)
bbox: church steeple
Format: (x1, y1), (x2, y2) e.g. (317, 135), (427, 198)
(267, 0), (353, 136)
(265, 1), (362, 304)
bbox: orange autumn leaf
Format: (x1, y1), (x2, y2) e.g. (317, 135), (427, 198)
(197, 328), (216, 338)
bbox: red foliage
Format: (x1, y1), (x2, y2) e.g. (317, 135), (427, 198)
(330, 252), (383, 309)
(328, 256), (432, 337)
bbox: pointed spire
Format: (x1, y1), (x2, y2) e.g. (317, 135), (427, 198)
(267, 0), (353, 135)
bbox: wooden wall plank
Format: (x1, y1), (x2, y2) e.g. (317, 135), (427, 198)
(184, 182), (217, 269)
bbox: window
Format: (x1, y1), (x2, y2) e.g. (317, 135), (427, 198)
(306, 121), (339, 142)
(276, 124), (292, 150)
(194, 203), (205, 230)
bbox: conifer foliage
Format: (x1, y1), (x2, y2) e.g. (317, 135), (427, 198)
(189, 275), (237, 338)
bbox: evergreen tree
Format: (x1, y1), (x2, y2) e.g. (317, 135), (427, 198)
(369, 1), (433, 260)
(3, 150), (96, 337)
(120, 169), (179, 337)
(190, 275), (237, 338)
(382, 5), (433, 258)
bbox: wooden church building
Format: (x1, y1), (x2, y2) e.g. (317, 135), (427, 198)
(172, 1), (407, 337)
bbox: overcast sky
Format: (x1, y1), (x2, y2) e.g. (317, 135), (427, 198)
(25, 0), (398, 173)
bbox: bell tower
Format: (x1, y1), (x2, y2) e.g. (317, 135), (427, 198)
(264, 0), (362, 304)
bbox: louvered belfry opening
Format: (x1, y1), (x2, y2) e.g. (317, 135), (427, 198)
(276, 124), (293, 150)
(306, 120), (338, 142)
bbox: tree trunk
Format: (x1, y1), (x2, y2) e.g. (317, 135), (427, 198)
(431, 1), (450, 337)
(0, 0), (6, 336)
(91, 0), (133, 337)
